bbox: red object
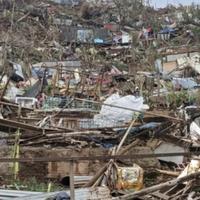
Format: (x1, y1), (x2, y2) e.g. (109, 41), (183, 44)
(104, 24), (119, 32)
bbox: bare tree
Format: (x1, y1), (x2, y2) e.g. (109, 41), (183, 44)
(113, 0), (145, 26)
(182, 3), (200, 27)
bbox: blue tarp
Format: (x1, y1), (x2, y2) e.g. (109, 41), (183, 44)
(94, 38), (104, 44)
(116, 122), (161, 135)
(159, 27), (176, 34)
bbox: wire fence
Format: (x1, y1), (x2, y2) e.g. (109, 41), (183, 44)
(43, 97), (100, 110)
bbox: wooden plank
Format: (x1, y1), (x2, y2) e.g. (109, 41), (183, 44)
(156, 169), (180, 177)
(0, 77), (10, 100)
(0, 118), (58, 133)
(151, 191), (170, 200)
(0, 100), (33, 111)
(114, 171), (200, 200)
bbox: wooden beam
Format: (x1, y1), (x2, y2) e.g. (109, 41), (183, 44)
(116, 119), (136, 153)
(113, 171), (200, 200)
(0, 100), (33, 111)
(0, 118), (58, 133)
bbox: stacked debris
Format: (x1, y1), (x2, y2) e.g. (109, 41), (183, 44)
(0, 0), (200, 200)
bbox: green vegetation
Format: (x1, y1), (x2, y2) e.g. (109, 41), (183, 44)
(10, 177), (64, 192)
(167, 90), (196, 109)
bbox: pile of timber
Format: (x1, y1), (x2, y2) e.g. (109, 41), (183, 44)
(114, 171), (200, 200)
(6, 130), (118, 147)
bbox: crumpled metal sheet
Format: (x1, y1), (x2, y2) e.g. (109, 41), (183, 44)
(0, 187), (111, 200)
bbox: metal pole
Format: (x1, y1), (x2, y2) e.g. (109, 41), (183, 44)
(70, 160), (75, 200)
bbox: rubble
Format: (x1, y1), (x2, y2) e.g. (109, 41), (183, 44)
(0, 0), (200, 200)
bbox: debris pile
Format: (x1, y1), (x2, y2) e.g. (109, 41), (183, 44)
(0, 0), (200, 200)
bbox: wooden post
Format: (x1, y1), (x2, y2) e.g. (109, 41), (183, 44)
(85, 120), (138, 188)
(157, 71), (160, 104)
(99, 72), (104, 98)
(85, 161), (112, 187)
(116, 118), (136, 154)
(17, 104), (22, 119)
(69, 160), (75, 200)
(13, 129), (20, 180)
(0, 76), (10, 100)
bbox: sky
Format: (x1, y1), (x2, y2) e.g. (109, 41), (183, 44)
(149, 0), (200, 8)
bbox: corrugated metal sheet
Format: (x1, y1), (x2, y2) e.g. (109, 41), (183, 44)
(0, 190), (42, 199)
(60, 26), (112, 44)
(166, 53), (188, 62)
(60, 26), (77, 43)
(23, 80), (41, 98)
(32, 61), (81, 68)
(50, 0), (81, 6)
(0, 187), (111, 200)
(77, 29), (94, 43)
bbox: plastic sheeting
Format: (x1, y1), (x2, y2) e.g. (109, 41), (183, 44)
(116, 122), (161, 135)
(12, 63), (24, 80)
(190, 53), (200, 74)
(159, 27), (175, 34)
(5, 85), (23, 102)
(172, 77), (198, 89)
(52, 192), (70, 200)
(178, 159), (200, 179)
(94, 93), (147, 127)
(190, 121), (200, 141)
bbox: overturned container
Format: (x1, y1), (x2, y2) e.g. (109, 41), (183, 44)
(116, 164), (144, 191)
